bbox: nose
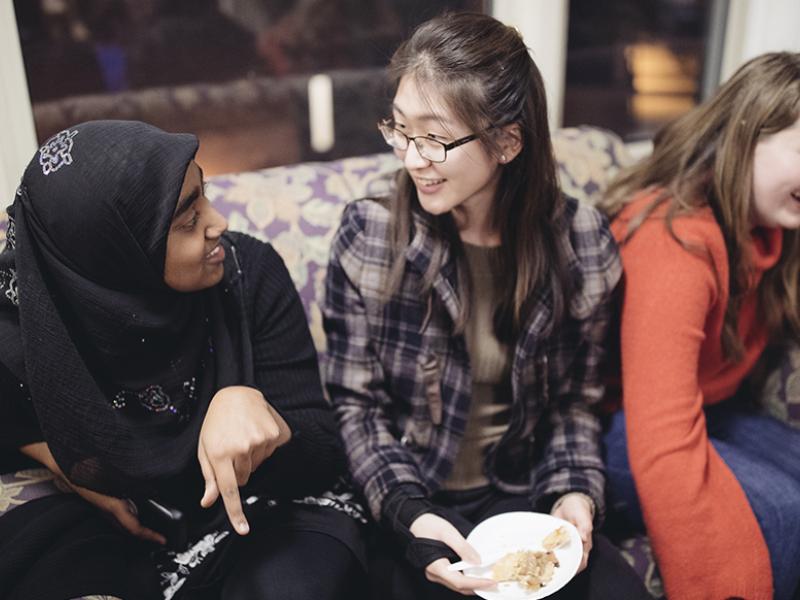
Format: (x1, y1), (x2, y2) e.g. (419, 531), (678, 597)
(403, 139), (431, 170)
(206, 205), (228, 238)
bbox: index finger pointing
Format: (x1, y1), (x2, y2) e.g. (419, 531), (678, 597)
(212, 459), (249, 535)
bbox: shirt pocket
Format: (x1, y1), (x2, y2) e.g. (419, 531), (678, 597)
(419, 353), (443, 426)
(399, 352), (442, 451)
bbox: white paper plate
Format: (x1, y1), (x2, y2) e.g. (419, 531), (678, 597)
(464, 511), (582, 600)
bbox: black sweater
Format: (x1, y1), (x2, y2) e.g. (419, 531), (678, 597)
(0, 232), (346, 499)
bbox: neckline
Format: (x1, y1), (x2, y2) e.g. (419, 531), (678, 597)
(750, 226), (783, 271)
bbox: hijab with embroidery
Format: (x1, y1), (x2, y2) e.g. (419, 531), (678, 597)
(0, 120), (244, 499)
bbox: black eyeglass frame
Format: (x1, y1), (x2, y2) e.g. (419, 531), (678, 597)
(377, 120), (480, 163)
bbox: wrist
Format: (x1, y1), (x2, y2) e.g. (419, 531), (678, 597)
(19, 441), (60, 475)
(382, 483), (432, 533)
(552, 492), (596, 519)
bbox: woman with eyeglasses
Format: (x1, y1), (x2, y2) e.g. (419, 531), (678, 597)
(323, 12), (652, 600)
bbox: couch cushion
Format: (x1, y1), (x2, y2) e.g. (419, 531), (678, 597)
(758, 343), (800, 428)
(204, 152), (400, 351)
(617, 534), (665, 598)
(203, 125), (632, 352)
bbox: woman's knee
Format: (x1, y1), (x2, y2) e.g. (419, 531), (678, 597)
(221, 531), (361, 600)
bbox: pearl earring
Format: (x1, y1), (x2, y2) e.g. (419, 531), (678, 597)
(500, 154), (507, 163)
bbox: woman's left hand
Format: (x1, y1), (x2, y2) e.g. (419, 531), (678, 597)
(551, 493), (594, 572)
(197, 386), (291, 535)
(20, 441), (166, 545)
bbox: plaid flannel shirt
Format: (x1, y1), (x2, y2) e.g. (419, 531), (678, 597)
(323, 195), (621, 522)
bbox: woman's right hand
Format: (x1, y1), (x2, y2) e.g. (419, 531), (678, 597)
(409, 512), (497, 596)
(197, 385), (292, 535)
(19, 441), (165, 545)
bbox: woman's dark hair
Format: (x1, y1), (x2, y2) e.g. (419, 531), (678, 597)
(384, 12), (572, 341)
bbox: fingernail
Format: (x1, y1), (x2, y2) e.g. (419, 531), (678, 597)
(237, 521), (249, 534)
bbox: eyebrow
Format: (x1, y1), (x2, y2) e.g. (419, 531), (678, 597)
(173, 167), (205, 219)
(392, 103), (453, 127)
(173, 189), (199, 220)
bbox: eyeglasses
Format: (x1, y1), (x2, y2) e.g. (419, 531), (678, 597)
(377, 120), (479, 163)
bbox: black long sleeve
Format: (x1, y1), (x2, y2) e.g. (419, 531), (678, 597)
(0, 362), (43, 473)
(234, 234), (346, 499)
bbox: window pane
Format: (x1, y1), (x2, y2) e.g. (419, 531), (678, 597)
(14, 0), (485, 175)
(563, 0), (715, 141)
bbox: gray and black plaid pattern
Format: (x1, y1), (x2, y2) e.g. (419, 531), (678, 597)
(323, 196), (621, 522)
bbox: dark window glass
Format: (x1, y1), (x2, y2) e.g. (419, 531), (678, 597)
(563, 0), (715, 141)
(14, 0), (485, 175)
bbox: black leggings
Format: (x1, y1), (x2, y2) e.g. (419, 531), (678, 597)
(1, 492), (363, 600)
(369, 487), (653, 600)
(221, 530), (362, 600)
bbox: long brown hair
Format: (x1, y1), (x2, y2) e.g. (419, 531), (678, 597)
(601, 52), (800, 359)
(384, 12), (572, 342)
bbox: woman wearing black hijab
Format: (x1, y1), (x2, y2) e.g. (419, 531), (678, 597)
(0, 121), (365, 600)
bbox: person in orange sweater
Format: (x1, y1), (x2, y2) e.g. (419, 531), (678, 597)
(600, 52), (800, 600)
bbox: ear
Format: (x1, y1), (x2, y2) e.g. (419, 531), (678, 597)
(496, 123), (522, 164)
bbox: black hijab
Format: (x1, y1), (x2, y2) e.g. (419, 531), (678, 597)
(0, 121), (243, 499)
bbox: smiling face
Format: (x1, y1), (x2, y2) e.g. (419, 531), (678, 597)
(163, 161), (228, 292)
(391, 75), (512, 234)
(751, 116), (800, 229)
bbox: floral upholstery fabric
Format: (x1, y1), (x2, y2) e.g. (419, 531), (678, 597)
(1, 126), (671, 595)
(0, 468), (65, 514)
(203, 152), (400, 352)
(758, 343), (800, 427)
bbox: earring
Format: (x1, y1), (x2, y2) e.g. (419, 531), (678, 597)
(500, 154), (507, 163)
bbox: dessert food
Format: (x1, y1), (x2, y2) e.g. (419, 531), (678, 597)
(490, 526), (571, 591)
(491, 549), (559, 591)
(542, 526), (570, 551)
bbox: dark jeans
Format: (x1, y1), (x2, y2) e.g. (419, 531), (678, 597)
(369, 486), (652, 600)
(603, 402), (800, 600)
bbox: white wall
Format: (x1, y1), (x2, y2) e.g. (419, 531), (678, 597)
(0, 2), (37, 204)
(721, 0), (800, 81)
(491, 0), (569, 130)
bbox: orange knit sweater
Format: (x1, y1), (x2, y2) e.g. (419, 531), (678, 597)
(612, 193), (783, 600)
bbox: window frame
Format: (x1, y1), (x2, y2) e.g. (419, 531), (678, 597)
(3, 0), (800, 201)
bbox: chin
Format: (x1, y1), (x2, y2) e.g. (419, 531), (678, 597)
(171, 270), (224, 293)
(417, 197), (453, 216)
(773, 211), (800, 229)
(205, 270), (225, 289)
